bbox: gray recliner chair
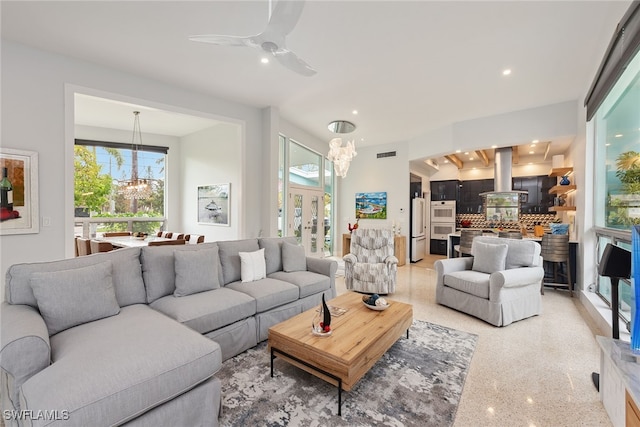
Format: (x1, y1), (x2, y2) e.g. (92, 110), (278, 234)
(343, 228), (398, 294)
(435, 236), (544, 326)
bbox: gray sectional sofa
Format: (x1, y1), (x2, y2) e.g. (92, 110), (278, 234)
(0, 237), (337, 427)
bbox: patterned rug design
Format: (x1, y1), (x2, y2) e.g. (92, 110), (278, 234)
(218, 320), (477, 426)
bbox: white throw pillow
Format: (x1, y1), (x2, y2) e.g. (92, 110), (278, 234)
(239, 248), (266, 282)
(471, 241), (508, 274)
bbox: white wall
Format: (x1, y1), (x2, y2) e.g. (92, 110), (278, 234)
(0, 41), (263, 298)
(337, 141), (410, 260)
(180, 123), (242, 241)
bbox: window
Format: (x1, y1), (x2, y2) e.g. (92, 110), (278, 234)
(279, 135), (335, 255)
(288, 140), (322, 187)
(592, 48), (640, 328)
(74, 139), (167, 236)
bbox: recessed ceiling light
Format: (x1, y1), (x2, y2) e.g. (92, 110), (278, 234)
(529, 151), (534, 154)
(491, 145), (498, 149)
(464, 151), (469, 155)
(444, 159), (449, 163)
(532, 139), (539, 144)
(261, 57), (269, 64)
(455, 149), (461, 153)
(469, 157), (474, 160)
(615, 133), (623, 138)
(352, 110), (358, 115)
(502, 69), (512, 76)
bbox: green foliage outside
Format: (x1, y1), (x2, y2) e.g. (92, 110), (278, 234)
(74, 145), (165, 234)
(608, 151), (640, 228)
(93, 212), (162, 235)
(74, 146), (112, 212)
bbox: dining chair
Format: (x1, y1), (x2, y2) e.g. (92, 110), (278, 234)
(184, 234), (205, 244)
(156, 231), (173, 238)
(90, 240), (114, 254)
(76, 237), (91, 256)
(170, 233), (185, 240)
(148, 239), (186, 246)
(103, 232), (132, 237)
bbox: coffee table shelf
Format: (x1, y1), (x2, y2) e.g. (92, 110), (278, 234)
(268, 292), (413, 415)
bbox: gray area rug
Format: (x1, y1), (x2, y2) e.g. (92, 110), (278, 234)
(218, 320), (477, 426)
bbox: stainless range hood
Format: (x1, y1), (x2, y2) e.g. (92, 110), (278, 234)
(480, 147), (527, 195)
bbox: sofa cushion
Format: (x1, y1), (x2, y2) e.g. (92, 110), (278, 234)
(258, 237), (298, 274)
(141, 243), (223, 303)
(217, 239), (260, 285)
(472, 236), (541, 269)
(150, 287), (256, 335)
(444, 270), (491, 299)
(19, 305), (222, 427)
(5, 247), (146, 308)
(226, 278), (299, 313)
(268, 270), (331, 298)
(30, 261), (120, 336)
(282, 242), (307, 272)
(239, 248), (267, 282)
(471, 241), (508, 274)
(174, 246), (221, 297)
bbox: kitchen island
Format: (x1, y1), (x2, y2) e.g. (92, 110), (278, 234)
(447, 231), (578, 292)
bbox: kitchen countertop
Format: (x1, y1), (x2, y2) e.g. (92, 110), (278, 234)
(447, 231), (578, 243)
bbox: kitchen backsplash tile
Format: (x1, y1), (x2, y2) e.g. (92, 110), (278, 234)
(456, 213), (557, 230)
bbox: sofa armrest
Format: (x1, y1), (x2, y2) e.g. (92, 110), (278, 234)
(343, 253), (357, 265)
(0, 302), (51, 410)
(434, 257), (474, 277)
(490, 266), (545, 291)
(306, 257), (337, 278)
(384, 255), (398, 267)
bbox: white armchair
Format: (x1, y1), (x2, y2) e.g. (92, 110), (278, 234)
(343, 228), (398, 294)
(435, 236), (544, 326)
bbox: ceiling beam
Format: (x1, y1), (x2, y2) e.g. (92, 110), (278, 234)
(445, 154), (463, 169)
(543, 141), (551, 160)
(475, 150), (490, 167)
(512, 146), (519, 164)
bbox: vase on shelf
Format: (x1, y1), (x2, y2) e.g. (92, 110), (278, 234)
(560, 175), (570, 185)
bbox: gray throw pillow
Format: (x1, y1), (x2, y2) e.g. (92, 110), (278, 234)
(174, 246), (221, 296)
(30, 261), (120, 336)
(282, 242), (307, 272)
(472, 241), (508, 274)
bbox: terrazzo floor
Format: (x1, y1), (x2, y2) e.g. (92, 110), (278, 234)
(335, 255), (612, 427)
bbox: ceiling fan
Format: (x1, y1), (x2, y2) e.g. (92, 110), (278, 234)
(189, 0), (316, 77)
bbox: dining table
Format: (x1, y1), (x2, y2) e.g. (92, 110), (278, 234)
(97, 235), (173, 248)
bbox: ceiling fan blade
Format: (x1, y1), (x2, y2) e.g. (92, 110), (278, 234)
(188, 34), (249, 47)
(266, 0), (305, 37)
(273, 49), (316, 76)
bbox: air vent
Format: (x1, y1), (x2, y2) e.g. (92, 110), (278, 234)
(377, 151), (396, 159)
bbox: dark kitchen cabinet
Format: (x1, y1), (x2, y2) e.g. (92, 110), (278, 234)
(457, 179), (493, 214)
(512, 175), (557, 213)
(430, 180), (459, 201)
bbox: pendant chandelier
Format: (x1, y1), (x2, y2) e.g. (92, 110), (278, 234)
(327, 120), (357, 178)
(118, 111), (152, 200)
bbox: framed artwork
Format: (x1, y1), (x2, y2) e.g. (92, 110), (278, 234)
(355, 191), (387, 219)
(198, 183), (230, 226)
(0, 148), (39, 235)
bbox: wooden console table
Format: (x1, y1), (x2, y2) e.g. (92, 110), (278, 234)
(342, 233), (406, 266)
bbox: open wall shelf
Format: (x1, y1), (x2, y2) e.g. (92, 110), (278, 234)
(549, 167), (573, 177)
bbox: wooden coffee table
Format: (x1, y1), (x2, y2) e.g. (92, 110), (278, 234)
(268, 292), (413, 415)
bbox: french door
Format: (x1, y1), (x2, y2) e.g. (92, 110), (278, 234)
(287, 186), (324, 258)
